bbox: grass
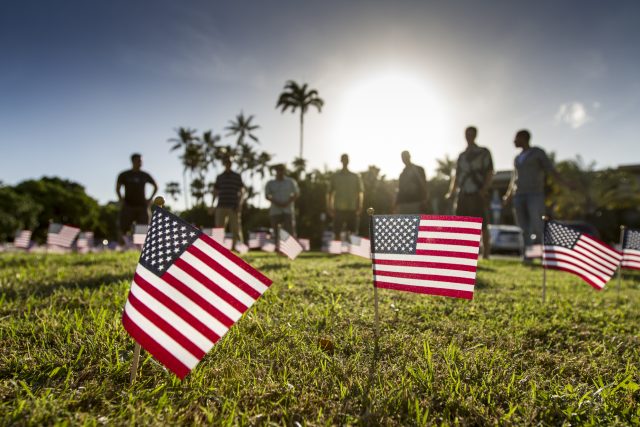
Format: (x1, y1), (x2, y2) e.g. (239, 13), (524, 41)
(1, 251), (640, 426)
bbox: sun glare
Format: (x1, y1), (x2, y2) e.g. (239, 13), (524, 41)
(334, 72), (448, 176)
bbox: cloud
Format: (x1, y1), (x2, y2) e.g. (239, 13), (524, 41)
(555, 102), (593, 129)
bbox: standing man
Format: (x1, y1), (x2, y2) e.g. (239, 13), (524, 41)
(213, 157), (245, 250)
(393, 151), (428, 214)
(116, 153), (157, 245)
(327, 154), (364, 240)
(446, 126), (494, 258)
(265, 164), (300, 247)
(502, 129), (567, 262)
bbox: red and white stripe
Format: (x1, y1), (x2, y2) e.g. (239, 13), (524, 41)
(122, 233), (272, 379)
(373, 215), (482, 300)
(47, 225), (80, 248)
(544, 234), (622, 289)
(279, 234), (303, 260)
(298, 238), (310, 251)
(14, 230), (32, 249)
(248, 232), (267, 249)
(622, 248), (640, 271)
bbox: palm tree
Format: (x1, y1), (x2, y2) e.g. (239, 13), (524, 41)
(168, 127), (199, 209)
(164, 182), (181, 203)
(276, 80), (324, 159)
(225, 112), (260, 146)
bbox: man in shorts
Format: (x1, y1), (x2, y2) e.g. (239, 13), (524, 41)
(265, 164), (300, 248)
(446, 126), (494, 258)
(116, 153), (157, 245)
(327, 154), (364, 240)
(213, 157), (245, 250)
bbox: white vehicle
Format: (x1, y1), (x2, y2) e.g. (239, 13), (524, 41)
(487, 224), (524, 255)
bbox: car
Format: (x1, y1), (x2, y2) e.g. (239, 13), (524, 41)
(487, 224), (524, 255)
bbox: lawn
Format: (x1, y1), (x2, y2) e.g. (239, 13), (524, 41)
(1, 251), (639, 426)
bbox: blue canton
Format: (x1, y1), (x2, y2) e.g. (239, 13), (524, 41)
(139, 206), (201, 276)
(624, 229), (640, 251)
(372, 215), (420, 254)
(544, 221), (580, 249)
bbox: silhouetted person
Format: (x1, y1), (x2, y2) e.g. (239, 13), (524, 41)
(327, 154), (364, 240)
(265, 164), (299, 248)
(213, 157), (245, 250)
(446, 126), (494, 258)
(116, 153), (157, 244)
(503, 129), (567, 262)
(393, 151), (427, 214)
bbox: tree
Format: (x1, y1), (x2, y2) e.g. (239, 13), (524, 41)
(225, 112), (260, 146)
(0, 185), (41, 241)
(165, 182), (181, 203)
(276, 80), (324, 159)
(168, 127), (199, 209)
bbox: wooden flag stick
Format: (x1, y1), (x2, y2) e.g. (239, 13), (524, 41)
(367, 207), (380, 354)
(541, 215), (548, 304)
(617, 225), (625, 298)
(130, 195), (165, 385)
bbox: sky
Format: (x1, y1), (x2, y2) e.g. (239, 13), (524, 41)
(1, 0), (639, 208)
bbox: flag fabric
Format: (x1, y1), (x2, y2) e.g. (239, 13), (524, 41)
(276, 230), (303, 260)
(349, 235), (370, 259)
(371, 215), (482, 299)
(524, 244), (543, 259)
(298, 238), (311, 251)
(248, 232), (267, 249)
(208, 228), (225, 244)
(235, 242), (249, 255)
(621, 228), (640, 271)
(47, 224), (80, 248)
(14, 230), (32, 249)
(133, 225), (149, 245)
(543, 220), (622, 289)
(122, 206), (272, 379)
(261, 241), (276, 252)
(76, 232), (94, 250)
(325, 240), (342, 254)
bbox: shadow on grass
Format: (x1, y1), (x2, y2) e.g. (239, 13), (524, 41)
(259, 263), (290, 272)
(3, 272), (132, 301)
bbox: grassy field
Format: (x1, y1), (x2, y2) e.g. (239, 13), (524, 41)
(1, 251), (640, 426)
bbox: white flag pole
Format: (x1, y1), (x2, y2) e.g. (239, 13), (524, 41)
(130, 195), (165, 384)
(367, 207), (380, 351)
(617, 225), (625, 298)
(541, 216), (548, 304)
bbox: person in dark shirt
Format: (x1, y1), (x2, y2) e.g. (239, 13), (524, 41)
(116, 153), (157, 244)
(213, 157), (245, 250)
(393, 151), (428, 214)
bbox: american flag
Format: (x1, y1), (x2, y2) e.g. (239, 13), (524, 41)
(77, 231), (94, 250)
(261, 241), (276, 252)
(349, 235), (370, 259)
(276, 229), (303, 260)
(248, 232), (267, 249)
(133, 225), (149, 245)
(235, 242), (249, 255)
(298, 238), (311, 251)
(208, 228), (225, 244)
(47, 223), (80, 248)
(543, 220), (622, 289)
(122, 206), (272, 379)
(325, 240), (342, 254)
(14, 230), (32, 249)
(621, 228), (640, 271)
(371, 215), (482, 299)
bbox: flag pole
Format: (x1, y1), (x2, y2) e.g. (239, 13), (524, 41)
(130, 195), (165, 384)
(617, 225), (625, 298)
(367, 207), (379, 353)
(541, 215), (548, 304)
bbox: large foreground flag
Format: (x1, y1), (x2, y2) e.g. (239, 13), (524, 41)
(621, 228), (640, 271)
(371, 215), (482, 299)
(47, 224), (80, 248)
(14, 230), (32, 249)
(543, 220), (622, 289)
(122, 206), (273, 379)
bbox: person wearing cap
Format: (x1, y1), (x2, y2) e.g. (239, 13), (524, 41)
(213, 156), (245, 250)
(327, 154), (364, 240)
(265, 164), (300, 244)
(393, 151), (428, 214)
(116, 153), (157, 244)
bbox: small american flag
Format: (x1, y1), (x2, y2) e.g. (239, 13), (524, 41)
(122, 206), (272, 379)
(235, 242), (249, 255)
(325, 240), (342, 255)
(47, 224), (80, 248)
(371, 215), (482, 299)
(298, 238), (311, 251)
(133, 225), (149, 245)
(261, 241), (276, 252)
(621, 228), (640, 271)
(277, 229), (303, 260)
(349, 235), (370, 259)
(14, 230), (32, 249)
(543, 220), (622, 289)
(248, 232), (267, 249)
(77, 231), (94, 248)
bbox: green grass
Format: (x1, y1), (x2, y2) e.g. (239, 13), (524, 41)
(1, 252), (640, 426)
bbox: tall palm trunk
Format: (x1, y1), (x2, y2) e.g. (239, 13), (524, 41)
(299, 110), (304, 159)
(182, 170), (189, 210)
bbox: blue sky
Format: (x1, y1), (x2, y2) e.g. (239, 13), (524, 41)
(1, 0), (639, 207)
